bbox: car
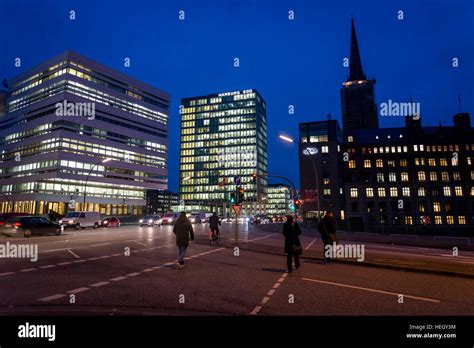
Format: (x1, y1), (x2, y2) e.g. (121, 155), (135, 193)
(139, 215), (160, 227)
(189, 212), (206, 224)
(1, 216), (63, 238)
(0, 213), (29, 227)
(100, 217), (121, 228)
(161, 212), (178, 225)
(59, 211), (102, 230)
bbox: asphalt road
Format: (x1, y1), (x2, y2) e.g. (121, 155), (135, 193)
(0, 223), (473, 315)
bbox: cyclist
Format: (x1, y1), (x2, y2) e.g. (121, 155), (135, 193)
(209, 212), (221, 243)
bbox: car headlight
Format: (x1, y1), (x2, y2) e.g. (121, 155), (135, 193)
(148, 219), (153, 223)
(68, 220), (74, 224)
(103, 221), (108, 224)
(59, 220), (63, 224)
(139, 219), (143, 223)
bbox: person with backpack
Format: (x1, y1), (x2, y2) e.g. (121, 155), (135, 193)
(282, 215), (302, 273)
(317, 210), (337, 264)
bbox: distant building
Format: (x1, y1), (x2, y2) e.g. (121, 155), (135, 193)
(0, 90), (7, 117)
(340, 19), (378, 132)
(0, 51), (170, 216)
(179, 89), (268, 214)
(266, 183), (291, 217)
(146, 190), (179, 215)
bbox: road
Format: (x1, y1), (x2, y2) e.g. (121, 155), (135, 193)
(0, 223), (473, 315)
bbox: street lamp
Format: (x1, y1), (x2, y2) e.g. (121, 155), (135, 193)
(83, 158), (112, 208)
(279, 135), (321, 221)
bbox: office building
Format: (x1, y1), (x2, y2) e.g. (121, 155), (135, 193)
(266, 183), (291, 217)
(179, 89), (268, 213)
(0, 51), (170, 216)
(146, 190), (179, 215)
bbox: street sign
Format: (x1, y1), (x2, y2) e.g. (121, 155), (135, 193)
(234, 176), (241, 185)
(232, 204), (242, 215)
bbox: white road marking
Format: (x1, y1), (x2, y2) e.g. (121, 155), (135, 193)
(67, 287), (90, 294)
(251, 271), (289, 315)
(90, 281), (109, 288)
(57, 262), (71, 266)
(38, 294), (66, 302)
(267, 289), (276, 296)
(305, 238), (318, 250)
(91, 243), (112, 247)
(247, 233), (279, 242)
(261, 296), (271, 304)
(40, 265), (55, 269)
(110, 276), (127, 282)
(250, 306), (262, 315)
(133, 241), (148, 247)
(20, 268), (36, 273)
(301, 277), (440, 303)
(67, 249), (80, 259)
(126, 272), (141, 277)
(0, 272), (15, 277)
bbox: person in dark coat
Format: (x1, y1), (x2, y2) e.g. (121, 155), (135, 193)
(209, 212), (221, 237)
(173, 212), (195, 269)
(317, 211), (337, 264)
(282, 215), (302, 273)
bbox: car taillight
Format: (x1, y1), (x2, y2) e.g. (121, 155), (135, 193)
(12, 222), (22, 227)
(0, 222), (4, 226)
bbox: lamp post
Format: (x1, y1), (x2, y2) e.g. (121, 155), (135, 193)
(83, 158), (112, 209)
(279, 135), (321, 222)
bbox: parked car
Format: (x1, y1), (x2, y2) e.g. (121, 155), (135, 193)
(161, 212), (178, 225)
(252, 214), (271, 225)
(139, 215), (161, 227)
(59, 211), (101, 230)
(0, 213), (29, 227)
(100, 217), (121, 228)
(1, 216), (63, 238)
(189, 212), (206, 224)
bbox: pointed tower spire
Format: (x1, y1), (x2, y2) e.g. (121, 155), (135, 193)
(349, 18), (366, 81)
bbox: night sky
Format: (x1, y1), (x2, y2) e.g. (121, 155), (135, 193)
(1, 0), (472, 192)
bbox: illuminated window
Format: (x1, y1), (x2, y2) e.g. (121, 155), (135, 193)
(402, 187), (410, 197)
(467, 157), (472, 165)
(323, 178), (330, 185)
(390, 187), (398, 197)
(455, 186), (463, 196)
(347, 136), (353, 142)
(388, 160), (396, 167)
(350, 188), (358, 198)
(366, 188), (374, 198)
(376, 159), (383, 168)
(414, 145), (418, 151)
(377, 173), (384, 182)
(322, 146), (329, 153)
(400, 159), (407, 167)
(323, 189), (331, 196)
(418, 171), (426, 181)
(405, 216), (413, 225)
(401, 172), (409, 182)
(430, 172), (437, 181)
(389, 172), (397, 182)
(453, 172), (461, 180)
(428, 158), (436, 166)
(419, 202), (426, 212)
(434, 216), (442, 225)
(433, 202), (441, 212)
(440, 158), (448, 166)
(458, 216), (466, 225)
(378, 187), (386, 197)
(348, 160), (356, 169)
(418, 187), (426, 197)
(446, 216), (454, 225)
(441, 172), (449, 181)
(364, 160), (371, 168)
(452, 157), (459, 166)
(443, 186), (451, 196)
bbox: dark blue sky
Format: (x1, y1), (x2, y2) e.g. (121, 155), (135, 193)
(1, 0), (473, 192)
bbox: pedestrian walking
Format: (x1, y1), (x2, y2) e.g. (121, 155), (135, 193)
(282, 215), (302, 273)
(317, 210), (337, 264)
(173, 212), (195, 270)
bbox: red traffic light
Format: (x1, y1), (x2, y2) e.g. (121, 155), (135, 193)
(252, 173), (257, 183)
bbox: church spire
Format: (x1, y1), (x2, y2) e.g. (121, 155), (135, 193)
(349, 18), (366, 81)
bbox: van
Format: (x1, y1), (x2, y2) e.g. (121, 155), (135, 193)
(59, 211), (102, 230)
(189, 212), (207, 224)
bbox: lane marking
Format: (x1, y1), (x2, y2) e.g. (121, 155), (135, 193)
(0, 272), (15, 277)
(67, 249), (80, 259)
(305, 238), (318, 250)
(40, 265), (55, 269)
(250, 306), (262, 315)
(38, 294), (66, 302)
(90, 281), (109, 288)
(301, 277), (440, 303)
(67, 287), (90, 294)
(247, 233), (279, 243)
(20, 268), (36, 273)
(57, 262), (71, 266)
(110, 276), (127, 282)
(91, 243), (112, 247)
(133, 241), (148, 247)
(251, 271), (289, 315)
(126, 272), (141, 277)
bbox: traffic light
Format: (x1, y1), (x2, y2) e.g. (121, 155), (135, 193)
(294, 199), (302, 210)
(238, 187), (245, 204)
(252, 172), (257, 183)
(230, 193), (236, 203)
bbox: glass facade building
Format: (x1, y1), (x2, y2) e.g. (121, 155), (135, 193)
(179, 89), (268, 210)
(266, 184), (291, 217)
(0, 51), (170, 216)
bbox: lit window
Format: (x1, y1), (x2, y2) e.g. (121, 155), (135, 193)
(440, 158), (447, 166)
(402, 187), (410, 197)
(453, 172), (461, 180)
(378, 187), (386, 197)
(433, 202), (441, 212)
(430, 172), (437, 181)
(377, 173), (384, 182)
(434, 216), (442, 225)
(323, 178), (330, 185)
(455, 186), (463, 196)
(418, 171), (426, 181)
(347, 136), (353, 142)
(443, 186), (451, 196)
(350, 188), (358, 198)
(458, 216), (466, 225)
(405, 216), (413, 225)
(400, 159), (407, 167)
(323, 189), (331, 196)
(366, 188), (374, 198)
(387, 160), (395, 168)
(414, 145), (418, 151)
(418, 187), (426, 197)
(428, 158), (436, 166)
(348, 160), (356, 169)
(446, 216), (454, 225)
(390, 187), (398, 197)
(322, 146), (329, 153)
(364, 160), (371, 168)
(441, 172), (449, 181)
(401, 172), (409, 182)
(389, 172), (397, 182)
(376, 159), (383, 168)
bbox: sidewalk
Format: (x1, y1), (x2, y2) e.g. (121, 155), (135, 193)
(195, 224), (474, 279)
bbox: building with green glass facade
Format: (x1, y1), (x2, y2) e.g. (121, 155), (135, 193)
(179, 89), (268, 214)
